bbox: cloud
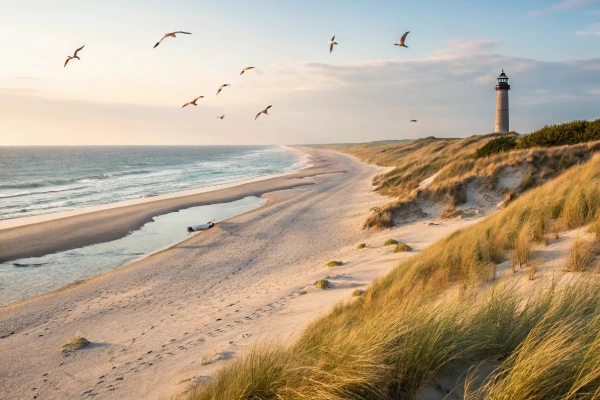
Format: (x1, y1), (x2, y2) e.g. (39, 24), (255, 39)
(3, 47), (600, 145)
(576, 22), (600, 35)
(529, 0), (600, 16)
(429, 39), (501, 60)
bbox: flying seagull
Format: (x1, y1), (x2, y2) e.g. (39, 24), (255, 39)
(215, 115), (225, 119)
(255, 105), (272, 120)
(182, 96), (204, 108)
(410, 119), (418, 122)
(240, 67), (255, 75)
(329, 35), (338, 53)
(154, 31), (192, 49)
(64, 45), (85, 67)
(395, 32), (410, 48)
(216, 84), (230, 95)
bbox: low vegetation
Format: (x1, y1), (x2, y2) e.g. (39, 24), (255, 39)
(393, 243), (411, 253)
(316, 280), (330, 290)
(187, 152), (600, 400)
(334, 119), (600, 230)
(61, 336), (90, 353)
(383, 239), (398, 246)
(474, 135), (517, 159)
(356, 243), (366, 249)
(567, 233), (597, 272)
(325, 261), (343, 268)
(516, 118), (600, 149)
(352, 289), (364, 297)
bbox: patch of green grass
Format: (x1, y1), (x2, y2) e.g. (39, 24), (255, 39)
(351, 289), (364, 297)
(325, 261), (343, 268)
(393, 243), (411, 253)
(61, 336), (90, 353)
(356, 243), (366, 249)
(383, 239), (399, 246)
(316, 280), (330, 290)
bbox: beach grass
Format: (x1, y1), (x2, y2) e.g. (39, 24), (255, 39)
(356, 243), (366, 249)
(325, 261), (343, 268)
(186, 152), (600, 400)
(352, 289), (364, 297)
(61, 336), (90, 353)
(383, 239), (398, 246)
(316, 280), (330, 290)
(335, 127), (600, 229)
(393, 243), (411, 253)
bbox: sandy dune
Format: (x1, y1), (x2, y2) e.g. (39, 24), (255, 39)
(0, 149), (479, 400)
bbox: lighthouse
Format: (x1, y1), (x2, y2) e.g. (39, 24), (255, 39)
(495, 69), (510, 133)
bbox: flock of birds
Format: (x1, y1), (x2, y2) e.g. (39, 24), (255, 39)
(64, 30), (418, 123)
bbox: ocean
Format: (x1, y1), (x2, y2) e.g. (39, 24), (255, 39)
(0, 146), (307, 305)
(0, 145), (305, 220)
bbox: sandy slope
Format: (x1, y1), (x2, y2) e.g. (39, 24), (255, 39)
(0, 149), (481, 400)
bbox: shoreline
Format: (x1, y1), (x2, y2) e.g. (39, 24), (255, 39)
(0, 147), (338, 263)
(0, 145), (311, 231)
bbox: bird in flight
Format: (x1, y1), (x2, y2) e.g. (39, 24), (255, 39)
(154, 31), (192, 49)
(64, 45), (85, 67)
(182, 96), (204, 108)
(216, 84), (230, 95)
(240, 67), (255, 75)
(215, 115), (225, 119)
(410, 119), (418, 122)
(329, 35), (338, 53)
(395, 32), (410, 48)
(255, 105), (272, 120)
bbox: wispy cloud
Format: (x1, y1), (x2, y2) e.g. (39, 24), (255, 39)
(529, 0), (600, 16)
(576, 22), (600, 35)
(429, 39), (501, 60)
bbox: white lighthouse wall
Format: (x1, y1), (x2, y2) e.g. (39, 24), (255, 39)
(495, 90), (509, 133)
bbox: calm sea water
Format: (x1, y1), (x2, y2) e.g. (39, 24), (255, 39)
(0, 146), (306, 305)
(0, 146), (305, 220)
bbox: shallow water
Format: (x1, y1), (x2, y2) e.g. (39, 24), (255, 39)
(0, 196), (265, 306)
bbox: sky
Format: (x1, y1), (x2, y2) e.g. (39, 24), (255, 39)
(1, 0), (599, 145)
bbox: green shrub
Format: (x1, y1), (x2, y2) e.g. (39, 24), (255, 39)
(474, 135), (517, 158)
(356, 243), (366, 249)
(393, 243), (411, 253)
(383, 239), (399, 246)
(325, 261), (343, 268)
(516, 119), (600, 149)
(316, 280), (330, 289)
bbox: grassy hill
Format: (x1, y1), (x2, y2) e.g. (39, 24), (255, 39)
(186, 145), (600, 400)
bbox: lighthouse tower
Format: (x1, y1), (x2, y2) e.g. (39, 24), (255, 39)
(495, 70), (510, 133)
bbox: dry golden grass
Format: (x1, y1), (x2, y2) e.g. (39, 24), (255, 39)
(61, 336), (90, 353)
(393, 243), (411, 253)
(383, 239), (398, 246)
(352, 289), (364, 297)
(441, 204), (461, 219)
(316, 280), (330, 290)
(185, 153), (600, 400)
(325, 260), (343, 268)
(568, 233), (598, 272)
(335, 136), (600, 229)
